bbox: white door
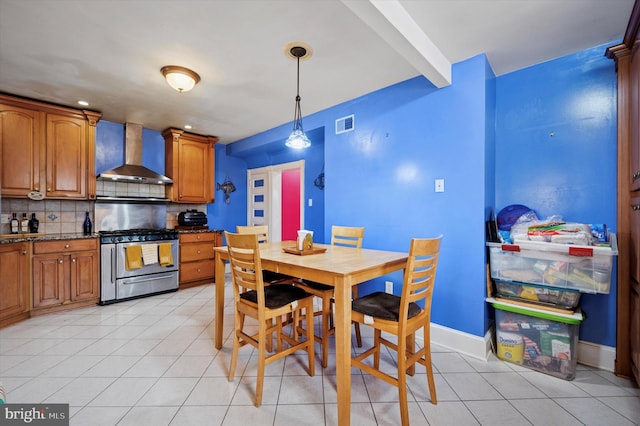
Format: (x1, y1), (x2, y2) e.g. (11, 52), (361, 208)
(247, 160), (304, 242)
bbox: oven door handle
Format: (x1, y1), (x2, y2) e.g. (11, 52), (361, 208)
(121, 273), (177, 285)
(110, 246), (116, 283)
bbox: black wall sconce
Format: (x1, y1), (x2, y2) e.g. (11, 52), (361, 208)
(314, 166), (324, 190)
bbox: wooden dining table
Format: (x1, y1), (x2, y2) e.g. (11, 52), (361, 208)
(213, 240), (408, 426)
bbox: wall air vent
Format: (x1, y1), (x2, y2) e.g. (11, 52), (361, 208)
(335, 114), (355, 134)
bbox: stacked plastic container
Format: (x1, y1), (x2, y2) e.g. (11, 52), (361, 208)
(486, 233), (617, 380)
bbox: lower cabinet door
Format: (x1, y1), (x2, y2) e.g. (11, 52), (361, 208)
(33, 254), (65, 308)
(0, 243), (29, 321)
(70, 251), (99, 302)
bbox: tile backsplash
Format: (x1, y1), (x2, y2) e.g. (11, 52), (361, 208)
(1, 199), (93, 235)
(96, 181), (165, 198)
(1, 198), (209, 235)
(167, 203), (208, 229)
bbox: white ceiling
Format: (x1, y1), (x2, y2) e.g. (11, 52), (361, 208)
(0, 0), (633, 144)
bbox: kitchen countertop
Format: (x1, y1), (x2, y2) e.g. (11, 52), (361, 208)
(1, 229), (224, 244)
(0, 233), (98, 244)
(176, 228), (223, 234)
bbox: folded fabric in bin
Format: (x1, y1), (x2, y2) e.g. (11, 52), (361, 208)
(528, 222), (593, 244)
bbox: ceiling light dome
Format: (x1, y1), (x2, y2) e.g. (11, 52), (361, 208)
(161, 65), (201, 93)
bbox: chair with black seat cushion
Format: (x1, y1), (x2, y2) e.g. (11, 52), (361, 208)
(225, 231), (315, 407)
(295, 225), (365, 368)
(351, 236), (442, 426)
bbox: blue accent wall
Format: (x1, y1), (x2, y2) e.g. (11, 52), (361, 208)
(94, 41), (619, 348)
(95, 121), (124, 174)
(224, 54), (495, 338)
(215, 127), (326, 244)
(219, 45), (619, 346)
(208, 144), (250, 237)
(495, 42), (618, 346)
(95, 122), (165, 175)
(141, 128), (165, 174)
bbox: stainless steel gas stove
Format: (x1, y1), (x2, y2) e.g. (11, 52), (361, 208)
(99, 227), (179, 304)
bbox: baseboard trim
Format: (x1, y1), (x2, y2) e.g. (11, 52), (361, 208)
(427, 323), (493, 361)
(578, 340), (616, 372)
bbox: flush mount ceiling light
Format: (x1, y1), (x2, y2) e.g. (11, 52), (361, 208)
(161, 65), (201, 93)
(284, 43), (312, 149)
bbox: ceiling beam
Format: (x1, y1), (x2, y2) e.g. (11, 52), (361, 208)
(341, 0), (451, 88)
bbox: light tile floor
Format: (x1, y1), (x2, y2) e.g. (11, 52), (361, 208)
(1, 280), (639, 426)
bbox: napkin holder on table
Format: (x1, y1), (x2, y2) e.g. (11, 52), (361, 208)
(297, 230), (314, 251)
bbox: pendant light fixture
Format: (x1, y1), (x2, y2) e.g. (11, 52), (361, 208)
(161, 65), (201, 93)
(285, 45), (312, 149)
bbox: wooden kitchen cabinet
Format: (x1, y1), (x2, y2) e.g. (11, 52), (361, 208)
(0, 104), (41, 197)
(0, 94), (101, 200)
(32, 252), (65, 308)
(163, 128), (218, 203)
(632, 283), (640, 381)
(179, 231), (222, 288)
(0, 242), (30, 328)
(45, 113), (89, 198)
(607, 8), (640, 385)
(32, 238), (99, 314)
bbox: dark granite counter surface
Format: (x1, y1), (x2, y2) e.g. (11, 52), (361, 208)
(176, 228), (223, 234)
(0, 233), (98, 244)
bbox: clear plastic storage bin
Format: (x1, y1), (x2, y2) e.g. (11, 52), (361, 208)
(487, 233), (617, 294)
(489, 298), (583, 380)
(494, 280), (581, 310)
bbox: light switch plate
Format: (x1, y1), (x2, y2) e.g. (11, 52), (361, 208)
(435, 179), (445, 193)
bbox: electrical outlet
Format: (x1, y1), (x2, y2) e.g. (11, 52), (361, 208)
(385, 281), (393, 294)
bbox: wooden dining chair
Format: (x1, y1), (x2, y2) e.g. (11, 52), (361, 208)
(351, 236), (442, 426)
(236, 225), (292, 284)
(236, 225), (269, 243)
(225, 231), (315, 407)
(295, 225), (365, 368)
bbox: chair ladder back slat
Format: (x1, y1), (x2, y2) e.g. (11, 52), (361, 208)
(226, 232), (265, 301)
(401, 237), (442, 316)
(331, 225), (365, 248)
(236, 225), (270, 244)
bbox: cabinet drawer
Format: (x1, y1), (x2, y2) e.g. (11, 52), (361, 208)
(181, 242), (216, 261)
(33, 238), (97, 254)
(180, 232), (218, 244)
(180, 260), (215, 282)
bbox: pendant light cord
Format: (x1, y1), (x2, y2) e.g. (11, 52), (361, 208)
(296, 55), (301, 101)
(293, 54), (303, 131)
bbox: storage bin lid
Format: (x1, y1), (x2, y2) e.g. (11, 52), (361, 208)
(486, 232), (618, 256)
(487, 297), (584, 324)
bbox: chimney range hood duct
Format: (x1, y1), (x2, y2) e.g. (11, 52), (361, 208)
(97, 123), (173, 185)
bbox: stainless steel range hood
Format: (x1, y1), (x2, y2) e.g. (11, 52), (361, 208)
(97, 123), (172, 185)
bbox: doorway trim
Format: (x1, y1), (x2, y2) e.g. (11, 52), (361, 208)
(247, 160), (305, 242)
